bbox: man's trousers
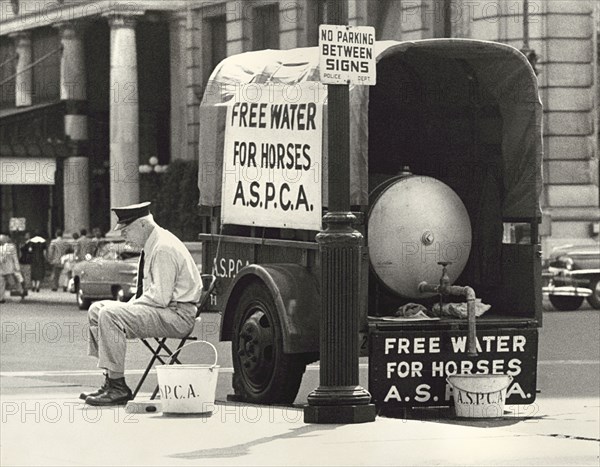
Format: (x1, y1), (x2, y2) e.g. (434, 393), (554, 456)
(87, 300), (196, 374)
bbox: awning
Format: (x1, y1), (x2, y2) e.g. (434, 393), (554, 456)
(0, 142), (70, 158)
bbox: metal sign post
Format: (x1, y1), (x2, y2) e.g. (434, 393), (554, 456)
(304, 0), (376, 424)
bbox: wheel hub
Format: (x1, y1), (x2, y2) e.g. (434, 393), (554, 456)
(238, 310), (274, 380)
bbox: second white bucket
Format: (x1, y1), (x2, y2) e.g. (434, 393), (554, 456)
(156, 340), (220, 415)
(447, 374), (513, 419)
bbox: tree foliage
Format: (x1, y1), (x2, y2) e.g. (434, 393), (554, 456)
(140, 160), (203, 241)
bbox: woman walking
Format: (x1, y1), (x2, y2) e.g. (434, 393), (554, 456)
(25, 232), (47, 292)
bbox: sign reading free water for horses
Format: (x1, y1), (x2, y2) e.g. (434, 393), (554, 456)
(221, 83), (325, 230)
(369, 328), (539, 408)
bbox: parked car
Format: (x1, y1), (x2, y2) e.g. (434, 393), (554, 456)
(542, 243), (600, 311)
(71, 240), (141, 310)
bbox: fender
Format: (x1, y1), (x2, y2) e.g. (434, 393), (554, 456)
(220, 264), (320, 354)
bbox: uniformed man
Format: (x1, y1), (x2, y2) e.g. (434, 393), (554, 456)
(82, 202), (202, 406)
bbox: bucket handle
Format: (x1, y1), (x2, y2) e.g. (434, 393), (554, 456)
(446, 374), (513, 393)
(166, 340), (218, 369)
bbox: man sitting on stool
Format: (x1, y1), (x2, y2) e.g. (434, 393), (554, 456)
(82, 202), (202, 406)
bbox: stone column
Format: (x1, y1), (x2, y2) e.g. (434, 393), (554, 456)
(106, 13), (141, 221)
(57, 22), (89, 234)
(170, 11), (187, 162)
(9, 31), (32, 107)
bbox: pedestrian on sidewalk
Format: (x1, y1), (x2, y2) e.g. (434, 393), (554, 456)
(19, 232), (32, 294)
(60, 245), (76, 292)
(46, 229), (67, 291)
(0, 233), (25, 301)
(74, 228), (94, 262)
(25, 232), (47, 292)
(82, 202), (202, 406)
(90, 227), (105, 257)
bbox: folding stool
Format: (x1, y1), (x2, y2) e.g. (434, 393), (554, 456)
(131, 274), (216, 400)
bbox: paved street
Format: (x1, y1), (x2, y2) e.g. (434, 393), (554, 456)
(0, 290), (361, 404)
(1, 291), (599, 465)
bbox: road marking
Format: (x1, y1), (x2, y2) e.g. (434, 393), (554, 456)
(0, 368), (231, 377)
(547, 433), (600, 443)
(537, 360), (600, 365)
(0, 361), (596, 378)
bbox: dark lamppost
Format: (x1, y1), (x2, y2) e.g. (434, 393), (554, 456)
(304, 0), (376, 424)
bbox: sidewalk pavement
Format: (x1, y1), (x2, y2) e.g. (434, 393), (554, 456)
(4, 288), (75, 305)
(1, 391), (598, 466)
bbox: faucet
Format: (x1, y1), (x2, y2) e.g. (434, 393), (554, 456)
(418, 262), (478, 357)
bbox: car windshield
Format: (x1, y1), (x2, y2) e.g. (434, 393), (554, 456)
(97, 242), (141, 261)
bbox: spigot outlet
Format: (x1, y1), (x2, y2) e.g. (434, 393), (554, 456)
(419, 264), (479, 357)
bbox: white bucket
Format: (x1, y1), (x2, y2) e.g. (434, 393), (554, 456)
(156, 341), (219, 415)
(447, 374), (513, 419)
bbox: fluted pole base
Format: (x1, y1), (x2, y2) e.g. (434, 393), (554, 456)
(304, 212), (375, 424)
(304, 402), (376, 424)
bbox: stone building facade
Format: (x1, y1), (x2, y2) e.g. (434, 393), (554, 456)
(1, 0), (598, 255)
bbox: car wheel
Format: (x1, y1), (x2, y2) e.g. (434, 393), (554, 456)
(77, 287), (92, 310)
(549, 295), (584, 311)
(232, 281), (306, 404)
(586, 279), (600, 310)
(113, 286), (125, 302)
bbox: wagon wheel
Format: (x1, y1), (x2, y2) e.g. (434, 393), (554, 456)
(232, 281), (306, 404)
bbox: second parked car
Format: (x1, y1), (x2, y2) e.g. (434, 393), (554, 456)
(543, 243), (600, 311)
(71, 240), (141, 310)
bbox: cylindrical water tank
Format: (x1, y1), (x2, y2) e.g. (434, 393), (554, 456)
(368, 175), (472, 298)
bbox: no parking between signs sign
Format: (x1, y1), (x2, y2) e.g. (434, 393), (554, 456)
(319, 25), (376, 85)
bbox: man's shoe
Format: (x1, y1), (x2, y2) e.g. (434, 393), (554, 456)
(79, 374), (110, 400)
(85, 377), (133, 406)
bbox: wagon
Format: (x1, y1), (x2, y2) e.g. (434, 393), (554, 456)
(196, 39), (543, 409)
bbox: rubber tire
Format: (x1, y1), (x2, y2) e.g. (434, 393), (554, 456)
(113, 286), (125, 302)
(231, 281), (306, 404)
(586, 279), (600, 310)
(77, 287), (92, 310)
(549, 295), (584, 311)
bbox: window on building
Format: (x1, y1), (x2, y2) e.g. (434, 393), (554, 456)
(199, 9), (227, 94)
(252, 4), (279, 50)
(206, 15), (227, 71)
(307, 0), (327, 46)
